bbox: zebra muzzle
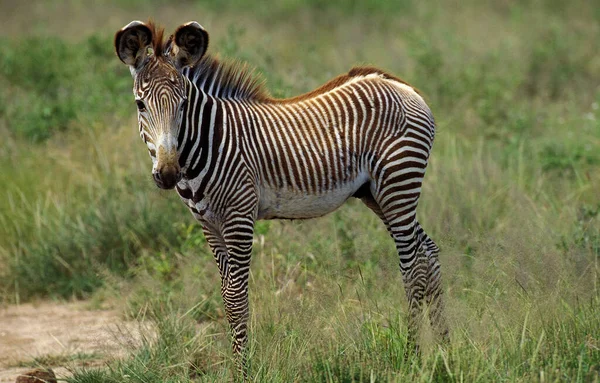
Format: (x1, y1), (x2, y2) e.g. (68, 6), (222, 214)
(153, 164), (182, 189)
(154, 141), (181, 189)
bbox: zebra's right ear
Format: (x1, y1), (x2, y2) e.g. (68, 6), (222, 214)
(115, 21), (153, 71)
(170, 21), (209, 69)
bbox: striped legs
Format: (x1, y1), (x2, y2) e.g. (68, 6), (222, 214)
(363, 145), (448, 349)
(416, 222), (449, 342)
(386, 211), (428, 350)
(361, 192), (426, 349)
(203, 225), (229, 281)
(202, 211), (255, 379)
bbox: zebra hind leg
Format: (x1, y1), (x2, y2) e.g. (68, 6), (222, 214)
(416, 222), (450, 343)
(359, 193), (427, 353)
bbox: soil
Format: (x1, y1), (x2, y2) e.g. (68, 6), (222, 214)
(0, 301), (143, 382)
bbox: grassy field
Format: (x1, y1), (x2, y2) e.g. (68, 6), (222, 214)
(0, 0), (599, 381)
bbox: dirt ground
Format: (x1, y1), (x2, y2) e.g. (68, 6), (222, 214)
(0, 301), (144, 382)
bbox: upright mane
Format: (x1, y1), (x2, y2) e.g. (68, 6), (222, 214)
(146, 20), (166, 57)
(184, 55), (271, 102)
(182, 59), (418, 103)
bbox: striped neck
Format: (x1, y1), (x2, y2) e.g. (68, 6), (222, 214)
(178, 76), (224, 180)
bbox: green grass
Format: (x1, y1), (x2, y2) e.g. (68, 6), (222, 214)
(0, 34), (130, 141)
(0, 0), (599, 381)
(63, 293), (600, 382)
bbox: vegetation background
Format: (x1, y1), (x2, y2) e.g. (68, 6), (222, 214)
(0, 0), (598, 381)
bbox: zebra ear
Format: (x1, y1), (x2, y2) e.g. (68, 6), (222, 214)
(171, 22), (208, 69)
(115, 21), (153, 70)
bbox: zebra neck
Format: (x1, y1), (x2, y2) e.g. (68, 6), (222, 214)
(179, 82), (225, 181)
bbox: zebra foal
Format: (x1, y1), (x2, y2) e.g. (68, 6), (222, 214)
(115, 20), (448, 373)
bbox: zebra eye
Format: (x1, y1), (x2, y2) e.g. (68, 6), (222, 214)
(180, 99), (188, 111)
(136, 100), (146, 112)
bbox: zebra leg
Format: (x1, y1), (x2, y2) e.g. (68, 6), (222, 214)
(390, 223), (427, 352)
(222, 211), (256, 378)
(202, 224), (229, 282)
(361, 192), (427, 351)
(391, 219), (427, 353)
(202, 216), (254, 379)
(415, 222), (449, 343)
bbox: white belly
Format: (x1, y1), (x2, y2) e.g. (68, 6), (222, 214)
(257, 173), (368, 220)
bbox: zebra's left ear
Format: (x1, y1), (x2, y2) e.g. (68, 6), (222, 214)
(170, 22), (209, 69)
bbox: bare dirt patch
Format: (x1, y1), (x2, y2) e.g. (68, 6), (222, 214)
(0, 301), (143, 382)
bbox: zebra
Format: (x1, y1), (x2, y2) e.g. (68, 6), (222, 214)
(115, 20), (449, 374)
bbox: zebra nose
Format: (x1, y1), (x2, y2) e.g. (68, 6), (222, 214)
(153, 166), (181, 189)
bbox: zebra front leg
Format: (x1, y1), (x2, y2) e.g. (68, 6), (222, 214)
(221, 211), (256, 379)
(202, 220), (252, 379)
(222, 265), (250, 378)
(202, 224), (229, 282)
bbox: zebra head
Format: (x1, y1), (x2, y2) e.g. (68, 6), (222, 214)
(115, 21), (208, 189)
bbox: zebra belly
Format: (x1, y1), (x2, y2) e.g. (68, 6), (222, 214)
(257, 173), (369, 220)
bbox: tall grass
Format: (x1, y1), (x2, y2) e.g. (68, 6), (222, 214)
(0, 0), (599, 380)
(0, 34), (131, 141)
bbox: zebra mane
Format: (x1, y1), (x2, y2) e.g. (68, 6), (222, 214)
(146, 20), (166, 57)
(184, 55), (271, 102)
(182, 59), (418, 102)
